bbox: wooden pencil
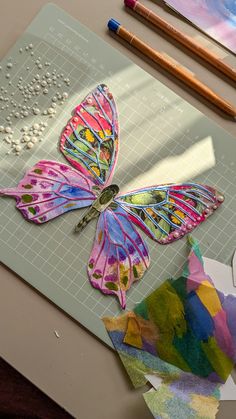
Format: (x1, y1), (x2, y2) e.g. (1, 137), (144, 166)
(124, 0), (236, 83)
(108, 19), (236, 119)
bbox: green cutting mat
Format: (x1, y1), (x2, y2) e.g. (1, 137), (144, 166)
(0, 4), (235, 346)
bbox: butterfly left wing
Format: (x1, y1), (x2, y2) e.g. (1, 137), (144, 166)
(60, 84), (119, 187)
(115, 183), (224, 243)
(0, 160), (97, 223)
(88, 206), (150, 309)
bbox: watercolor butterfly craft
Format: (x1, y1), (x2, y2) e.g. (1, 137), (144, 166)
(0, 84), (225, 308)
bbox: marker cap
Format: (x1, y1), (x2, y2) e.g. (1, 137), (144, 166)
(124, 0), (137, 9)
(107, 19), (121, 32)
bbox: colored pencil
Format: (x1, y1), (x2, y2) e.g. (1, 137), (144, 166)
(108, 19), (236, 119)
(124, 0), (236, 83)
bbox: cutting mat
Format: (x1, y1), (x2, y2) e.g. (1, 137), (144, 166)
(0, 4), (235, 346)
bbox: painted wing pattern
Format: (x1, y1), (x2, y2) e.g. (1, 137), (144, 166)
(0, 160), (97, 223)
(0, 84), (225, 308)
(60, 84), (119, 186)
(88, 206), (150, 309)
(116, 184), (224, 244)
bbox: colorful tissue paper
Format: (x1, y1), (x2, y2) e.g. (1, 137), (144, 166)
(104, 237), (236, 385)
(103, 237), (236, 417)
(104, 308), (220, 418)
(144, 377), (220, 419)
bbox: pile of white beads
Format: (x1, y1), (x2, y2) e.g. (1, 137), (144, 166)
(0, 42), (71, 156)
(0, 122), (48, 155)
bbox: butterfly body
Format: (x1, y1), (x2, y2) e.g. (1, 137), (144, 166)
(75, 183), (119, 233)
(0, 84), (224, 308)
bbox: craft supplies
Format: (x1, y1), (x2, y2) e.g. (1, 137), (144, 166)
(108, 19), (236, 118)
(124, 0), (236, 82)
(0, 3), (235, 345)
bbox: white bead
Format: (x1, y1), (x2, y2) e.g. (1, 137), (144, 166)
(0, 125), (4, 132)
(33, 123), (40, 130)
(31, 137), (37, 144)
(173, 231), (180, 238)
(217, 195), (224, 203)
(47, 107), (54, 114)
(23, 135), (30, 142)
(27, 141), (34, 149)
(15, 145), (22, 152)
(5, 126), (12, 133)
(62, 92), (68, 99)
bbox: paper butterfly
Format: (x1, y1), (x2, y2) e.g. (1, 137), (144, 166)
(0, 84), (224, 308)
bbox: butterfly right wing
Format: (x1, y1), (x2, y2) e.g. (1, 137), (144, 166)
(115, 183), (224, 243)
(0, 160), (97, 223)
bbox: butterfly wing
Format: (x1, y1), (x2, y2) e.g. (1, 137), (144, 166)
(115, 183), (224, 243)
(0, 160), (97, 223)
(60, 84), (119, 187)
(88, 206), (150, 309)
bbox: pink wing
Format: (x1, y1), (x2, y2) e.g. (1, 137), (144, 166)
(88, 206), (150, 309)
(60, 84), (119, 187)
(115, 183), (224, 243)
(0, 160), (97, 223)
